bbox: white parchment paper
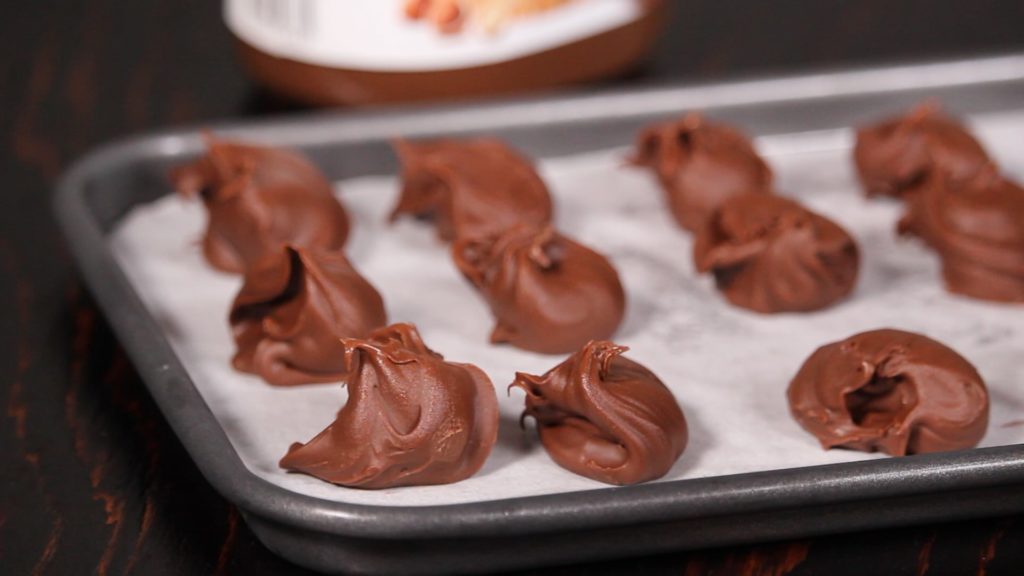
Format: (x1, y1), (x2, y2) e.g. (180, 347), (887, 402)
(110, 112), (1024, 507)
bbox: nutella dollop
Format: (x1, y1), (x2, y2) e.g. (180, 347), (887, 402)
(694, 194), (860, 313)
(899, 165), (1024, 302)
(631, 114), (773, 232)
(391, 138), (553, 241)
(853, 103), (990, 198)
(279, 323), (499, 488)
(170, 135), (350, 273)
(230, 246), (387, 386)
(453, 224), (625, 354)
(787, 329), (989, 456)
(511, 341), (687, 485)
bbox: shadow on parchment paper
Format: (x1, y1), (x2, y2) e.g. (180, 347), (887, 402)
(476, 412), (540, 478)
(617, 293), (659, 341)
(989, 383), (1024, 434)
(855, 230), (940, 300)
(663, 399), (712, 479)
(475, 399), (713, 485)
(613, 248), (697, 341)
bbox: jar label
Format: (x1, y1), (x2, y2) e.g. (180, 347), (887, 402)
(224, 0), (643, 72)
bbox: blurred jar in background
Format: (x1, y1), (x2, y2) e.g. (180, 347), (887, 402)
(225, 0), (668, 106)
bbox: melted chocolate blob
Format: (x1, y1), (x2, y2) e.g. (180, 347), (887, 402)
(631, 114), (773, 232)
(899, 165), (1024, 302)
(230, 246), (387, 386)
(511, 341), (687, 485)
(854, 103), (990, 198)
(453, 224), (625, 354)
(170, 134), (350, 273)
(787, 329), (989, 456)
(390, 138), (553, 241)
(694, 193), (860, 313)
(279, 323), (499, 488)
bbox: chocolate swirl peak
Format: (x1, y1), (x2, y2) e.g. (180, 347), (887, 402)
(230, 246), (387, 386)
(898, 165), (1024, 302)
(787, 329), (989, 456)
(170, 134), (350, 273)
(511, 341), (687, 485)
(854, 102), (990, 198)
(694, 193), (860, 313)
(631, 113), (773, 232)
(391, 138), (553, 241)
(453, 224), (625, 354)
(279, 323), (499, 488)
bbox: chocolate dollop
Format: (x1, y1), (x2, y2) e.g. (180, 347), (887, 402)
(853, 103), (990, 198)
(511, 341), (687, 485)
(230, 246), (387, 386)
(391, 138), (554, 241)
(787, 329), (989, 456)
(453, 224), (625, 354)
(693, 193), (860, 313)
(170, 135), (350, 273)
(631, 114), (773, 232)
(279, 323), (499, 488)
(898, 165), (1024, 302)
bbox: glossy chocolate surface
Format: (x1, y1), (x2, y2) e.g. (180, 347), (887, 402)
(632, 114), (773, 232)
(899, 165), (1024, 302)
(279, 324), (499, 488)
(391, 138), (554, 242)
(694, 193), (860, 313)
(453, 224), (625, 354)
(854, 103), (990, 198)
(788, 329), (989, 456)
(511, 341), (687, 485)
(170, 135), (350, 273)
(230, 246), (386, 386)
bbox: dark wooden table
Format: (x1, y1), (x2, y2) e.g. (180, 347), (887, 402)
(3, 1), (1024, 574)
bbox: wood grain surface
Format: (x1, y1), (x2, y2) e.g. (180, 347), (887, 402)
(2, 1), (1023, 574)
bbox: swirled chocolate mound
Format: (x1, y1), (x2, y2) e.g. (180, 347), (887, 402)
(694, 194), (859, 313)
(787, 329), (989, 456)
(631, 113), (773, 232)
(230, 246), (387, 386)
(453, 224), (625, 354)
(854, 103), (990, 198)
(898, 165), (1024, 302)
(170, 135), (350, 273)
(511, 341), (687, 485)
(391, 138), (553, 241)
(279, 323), (499, 488)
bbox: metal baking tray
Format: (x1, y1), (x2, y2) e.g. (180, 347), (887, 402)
(55, 53), (1024, 575)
